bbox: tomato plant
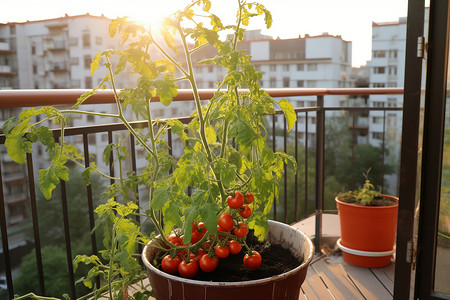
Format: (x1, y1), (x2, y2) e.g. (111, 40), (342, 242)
(243, 251), (262, 270)
(4, 0), (298, 294)
(228, 240), (242, 254)
(199, 254), (219, 273)
(161, 255), (181, 274)
(218, 212), (234, 232)
(239, 205), (252, 218)
(233, 222), (249, 238)
(178, 260), (199, 278)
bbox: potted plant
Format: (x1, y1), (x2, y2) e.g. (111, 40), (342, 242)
(3, 0), (314, 299)
(335, 169), (399, 268)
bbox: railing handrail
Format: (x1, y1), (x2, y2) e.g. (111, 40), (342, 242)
(0, 88), (404, 109)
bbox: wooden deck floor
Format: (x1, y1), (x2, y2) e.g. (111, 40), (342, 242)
(300, 254), (395, 300)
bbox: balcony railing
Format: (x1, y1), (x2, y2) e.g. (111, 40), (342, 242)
(0, 88), (403, 299)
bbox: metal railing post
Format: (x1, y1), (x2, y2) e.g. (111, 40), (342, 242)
(315, 95), (325, 252)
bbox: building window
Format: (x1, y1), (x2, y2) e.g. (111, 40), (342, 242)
(388, 98), (397, 107)
(372, 83), (386, 88)
(307, 64), (317, 71)
(387, 82), (397, 87)
(9, 25), (16, 35)
(297, 64), (304, 71)
(283, 77), (290, 88)
(373, 67), (385, 74)
(85, 77), (93, 89)
(282, 64), (289, 71)
(372, 117), (383, 124)
(88, 134), (96, 145)
(208, 81), (215, 88)
(96, 37), (102, 45)
(270, 65), (276, 72)
(297, 80), (304, 87)
(373, 50), (386, 58)
(389, 50), (398, 59)
(82, 31), (91, 48)
(270, 78), (276, 88)
(372, 101), (385, 107)
(372, 132), (383, 139)
(32, 64), (37, 74)
(388, 66), (397, 75)
(208, 65), (213, 73)
(31, 45), (36, 55)
(84, 55), (91, 69)
(87, 115), (95, 122)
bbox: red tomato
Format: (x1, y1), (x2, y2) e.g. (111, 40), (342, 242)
(243, 251), (262, 269)
(244, 192), (254, 204)
(189, 248), (207, 262)
(166, 234), (183, 248)
(228, 240), (242, 254)
(199, 254), (219, 273)
(161, 255), (181, 274)
(178, 260), (199, 278)
(239, 205), (252, 219)
(216, 225), (229, 238)
(191, 221), (207, 244)
(233, 222), (248, 238)
(218, 212), (234, 232)
(227, 192), (244, 209)
(214, 245), (230, 259)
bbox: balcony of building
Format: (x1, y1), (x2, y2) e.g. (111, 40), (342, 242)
(0, 86), (429, 300)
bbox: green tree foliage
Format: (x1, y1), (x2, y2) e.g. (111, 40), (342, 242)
(31, 167), (105, 248)
(13, 246), (89, 298)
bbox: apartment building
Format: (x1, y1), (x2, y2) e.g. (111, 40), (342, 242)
(192, 31), (353, 144)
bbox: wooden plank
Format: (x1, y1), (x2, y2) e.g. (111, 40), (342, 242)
(312, 256), (365, 300)
(371, 264), (395, 294)
(342, 261), (393, 299)
(300, 260), (334, 300)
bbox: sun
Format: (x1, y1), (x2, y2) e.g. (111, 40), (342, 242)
(125, 1), (183, 33)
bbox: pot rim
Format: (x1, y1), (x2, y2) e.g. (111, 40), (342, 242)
(141, 220), (314, 287)
(335, 194), (399, 208)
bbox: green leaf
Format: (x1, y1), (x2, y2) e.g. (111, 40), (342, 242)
(155, 78), (178, 106)
(247, 214), (269, 241)
(162, 201), (182, 235)
(277, 99), (297, 132)
(151, 184), (171, 210)
(5, 133), (32, 164)
(2, 117), (16, 134)
(216, 158), (237, 187)
(38, 164), (69, 200)
(199, 203), (219, 235)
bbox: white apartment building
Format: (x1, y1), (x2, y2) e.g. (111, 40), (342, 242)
(367, 18), (407, 148)
(366, 12), (428, 193)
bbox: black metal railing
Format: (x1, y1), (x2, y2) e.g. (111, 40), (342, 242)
(0, 88), (403, 299)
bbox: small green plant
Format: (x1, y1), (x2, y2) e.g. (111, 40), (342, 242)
(338, 169), (381, 206)
(3, 0), (297, 299)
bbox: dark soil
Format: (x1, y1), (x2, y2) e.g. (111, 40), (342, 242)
(339, 195), (398, 207)
(153, 230), (303, 282)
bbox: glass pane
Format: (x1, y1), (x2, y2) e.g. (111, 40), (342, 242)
(435, 35), (450, 295)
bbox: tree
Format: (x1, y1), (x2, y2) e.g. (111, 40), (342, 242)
(31, 167), (105, 248)
(13, 246), (89, 298)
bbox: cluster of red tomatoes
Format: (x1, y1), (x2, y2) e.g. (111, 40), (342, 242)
(160, 191), (262, 279)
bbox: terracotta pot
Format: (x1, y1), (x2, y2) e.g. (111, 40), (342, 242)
(142, 220), (314, 300)
(335, 195), (399, 268)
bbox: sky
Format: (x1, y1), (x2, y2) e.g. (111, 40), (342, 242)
(0, 0), (409, 67)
